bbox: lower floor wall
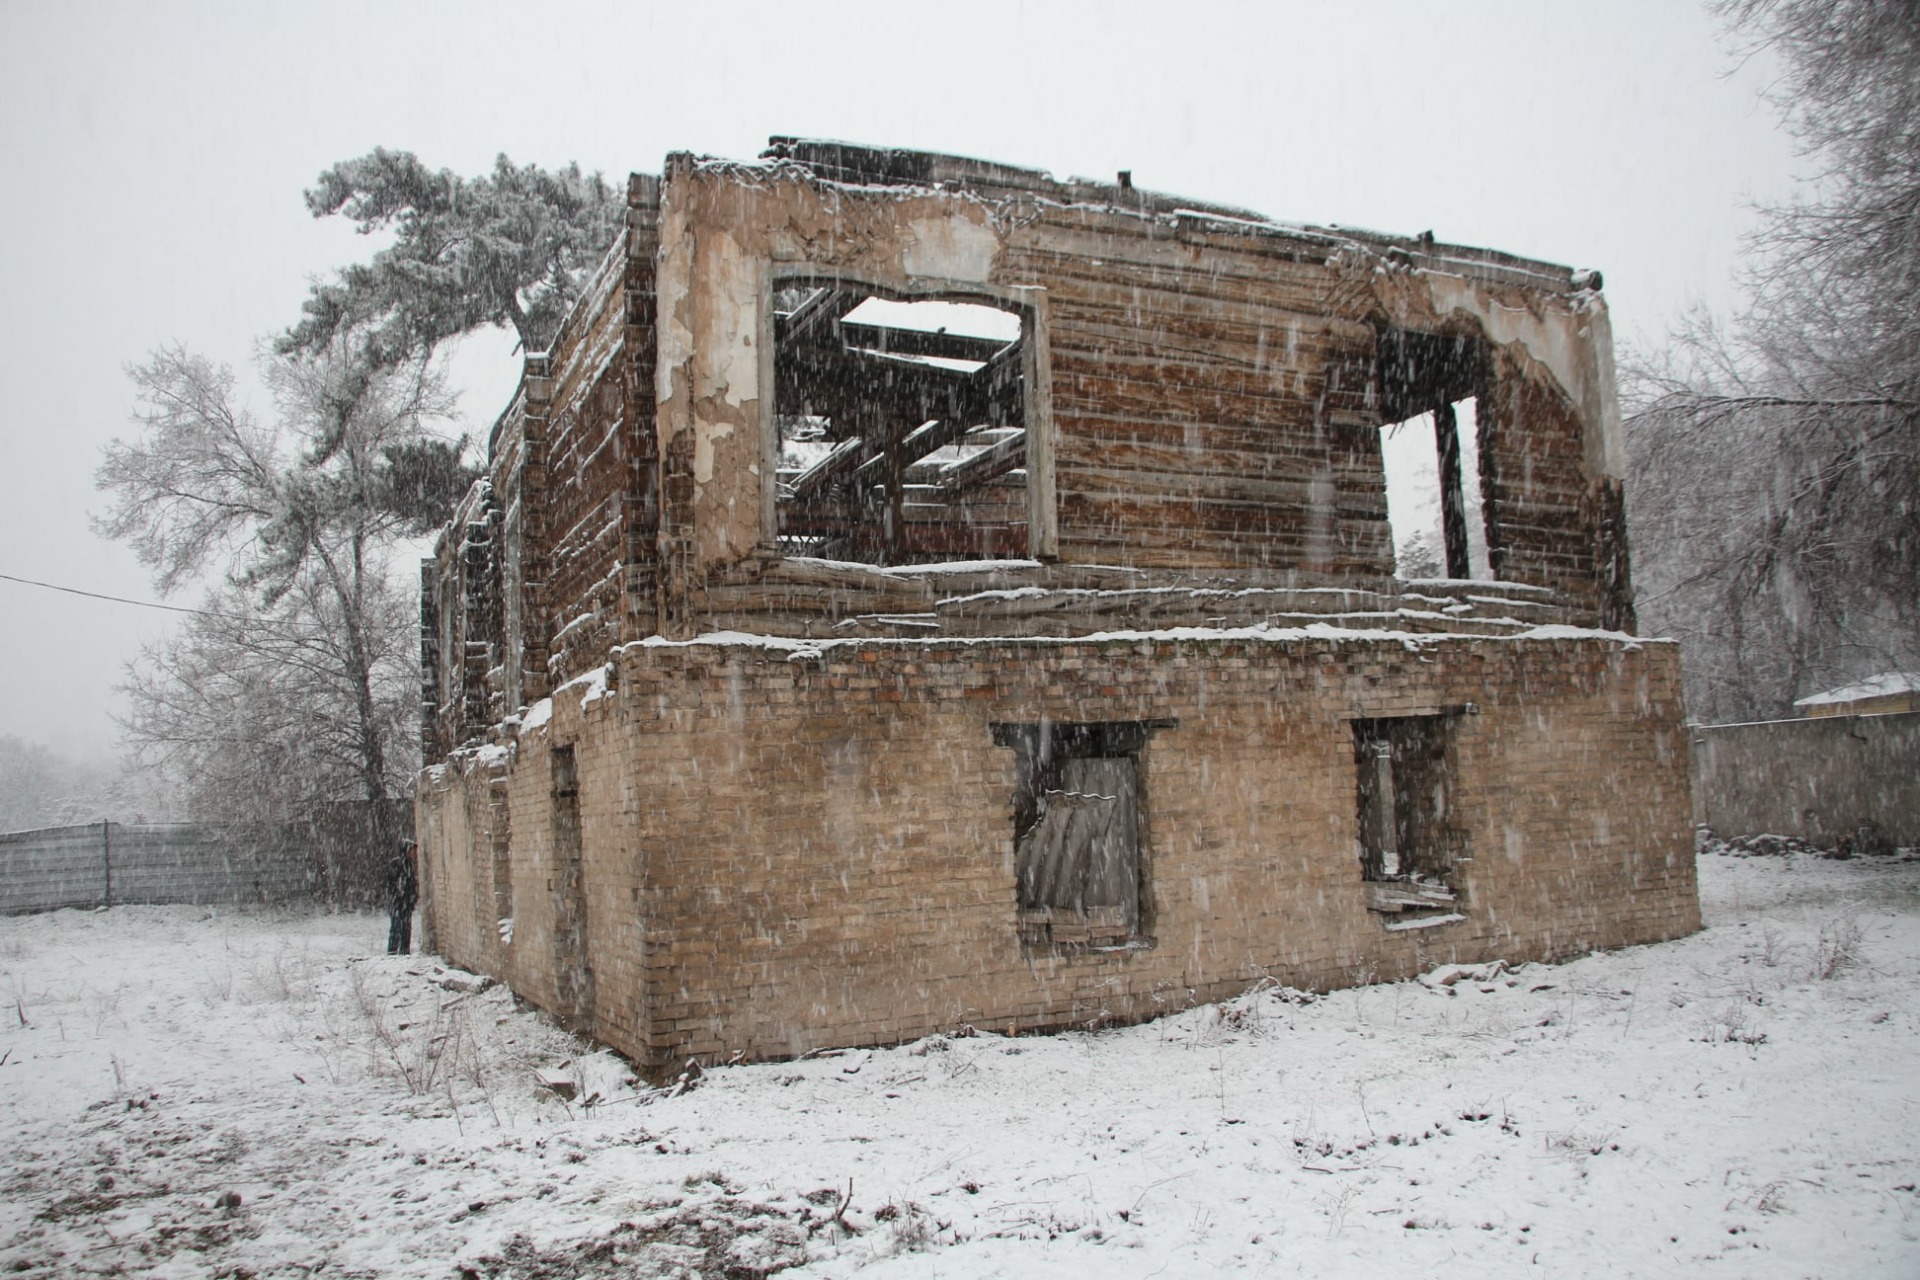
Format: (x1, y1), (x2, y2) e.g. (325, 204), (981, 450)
(418, 630), (1697, 1075)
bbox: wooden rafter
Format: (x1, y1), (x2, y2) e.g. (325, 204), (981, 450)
(774, 285), (1030, 564)
(838, 320), (1012, 364)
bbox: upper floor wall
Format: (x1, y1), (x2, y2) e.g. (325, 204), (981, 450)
(423, 138), (1634, 761)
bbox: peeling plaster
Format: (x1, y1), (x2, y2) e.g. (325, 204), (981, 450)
(655, 199), (695, 415)
(1422, 274), (1624, 479)
(660, 167), (1022, 578)
(694, 230), (760, 412)
(901, 212), (1000, 283)
(692, 413), (733, 486)
(684, 232), (760, 492)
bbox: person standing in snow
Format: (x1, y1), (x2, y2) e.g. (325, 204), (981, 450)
(386, 838), (419, 954)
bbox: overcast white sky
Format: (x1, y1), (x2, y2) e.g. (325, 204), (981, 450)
(0, 0), (1798, 761)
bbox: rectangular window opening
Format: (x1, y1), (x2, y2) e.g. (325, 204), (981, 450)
(1352, 715), (1464, 922)
(993, 721), (1161, 950)
(774, 283), (1030, 565)
(1375, 326), (1493, 582)
(1380, 398), (1491, 581)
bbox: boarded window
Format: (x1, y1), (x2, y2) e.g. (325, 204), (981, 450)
(1352, 715), (1464, 921)
(994, 721), (1164, 949)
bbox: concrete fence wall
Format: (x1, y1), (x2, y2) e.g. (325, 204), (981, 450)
(0, 822), (313, 914)
(1691, 711), (1920, 848)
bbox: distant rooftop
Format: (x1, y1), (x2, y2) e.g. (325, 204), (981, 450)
(1793, 672), (1920, 708)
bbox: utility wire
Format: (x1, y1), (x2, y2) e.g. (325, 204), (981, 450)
(0, 571), (242, 620)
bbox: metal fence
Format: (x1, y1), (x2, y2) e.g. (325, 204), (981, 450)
(0, 822), (310, 914)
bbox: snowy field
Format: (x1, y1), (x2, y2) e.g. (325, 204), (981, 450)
(3, 852), (1917, 1279)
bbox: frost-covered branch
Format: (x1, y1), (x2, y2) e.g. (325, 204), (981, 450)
(1627, 1), (1920, 720)
(97, 335), (457, 834)
(280, 148), (623, 370)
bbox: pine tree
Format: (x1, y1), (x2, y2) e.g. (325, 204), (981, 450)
(281, 149), (625, 369)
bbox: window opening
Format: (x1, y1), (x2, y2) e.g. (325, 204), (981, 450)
(1375, 326), (1492, 581)
(1380, 399), (1490, 580)
(1352, 715), (1463, 921)
(993, 720), (1166, 950)
(774, 284), (1028, 564)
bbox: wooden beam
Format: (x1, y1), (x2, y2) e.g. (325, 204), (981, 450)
(774, 286), (862, 348)
(851, 417), (978, 489)
(781, 435), (872, 505)
(1435, 401), (1471, 579)
(839, 321), (1013, 364)
(775, 344), (994, 430)
(936, 430), (1027, 496)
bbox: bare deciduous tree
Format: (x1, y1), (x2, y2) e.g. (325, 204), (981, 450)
(1625, 0), (1919, 721)
(89, 148), (620, 847)
(96, 342), (461, 848)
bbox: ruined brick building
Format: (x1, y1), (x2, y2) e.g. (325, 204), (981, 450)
(416, 139), (1698, 1074)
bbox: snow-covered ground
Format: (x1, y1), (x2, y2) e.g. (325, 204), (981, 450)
(2, 851), (1916, 1279)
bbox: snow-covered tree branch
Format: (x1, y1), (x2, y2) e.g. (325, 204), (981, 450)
(280, 149), (624, 369)
(96, 340), (461, 842)
(1625, 0), (1920, 720)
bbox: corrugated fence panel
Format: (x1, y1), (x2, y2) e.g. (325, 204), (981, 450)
(1692, 711), (1920, 848)
(108, 827), (311, 907)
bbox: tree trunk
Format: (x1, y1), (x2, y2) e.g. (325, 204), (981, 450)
(320, 531), (399, 863)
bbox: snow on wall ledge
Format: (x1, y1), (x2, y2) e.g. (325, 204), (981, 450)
(419, 617), (1696, 1073)
(625, 618), (1659, 659)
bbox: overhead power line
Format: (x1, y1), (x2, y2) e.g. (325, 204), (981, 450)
(0, 571), (240, 620)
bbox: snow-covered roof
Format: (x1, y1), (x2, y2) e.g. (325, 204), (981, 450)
(1792, 672), (1920, 708)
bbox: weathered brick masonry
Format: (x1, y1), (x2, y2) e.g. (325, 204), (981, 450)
(417, 138), (1698, 1075)
(421, 629), (1693, 1069)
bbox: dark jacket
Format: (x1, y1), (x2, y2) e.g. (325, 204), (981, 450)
(386, 845), (419, 915)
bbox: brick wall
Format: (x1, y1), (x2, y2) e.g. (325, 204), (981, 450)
(421, 631), (1695, 1073)
(422, 153), (1635, 760)
(541, 232), (642, 688)
(1005, 206), (1395, 576)
(642, 161), (1622, 612)
(1479, 346), (1606, 611)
